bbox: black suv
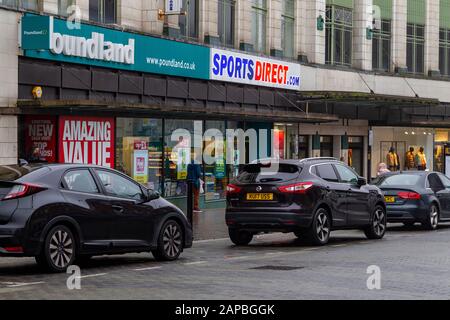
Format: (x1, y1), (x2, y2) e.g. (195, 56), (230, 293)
(225, 158), (386, 246)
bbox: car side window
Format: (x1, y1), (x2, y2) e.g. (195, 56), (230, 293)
(63, 170), (99, 194)
(334, 164), (359, 184)
(95, 169), (144, 201)
(315, 164), (339, 182)
(437, 174), (450, 189)
(428, 174), (444, 191)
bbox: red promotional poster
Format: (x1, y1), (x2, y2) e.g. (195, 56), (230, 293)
(24, 115), (57, 163)
(58, 116), (115, 168)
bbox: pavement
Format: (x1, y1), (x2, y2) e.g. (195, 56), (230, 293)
(1, 222), (450, 299)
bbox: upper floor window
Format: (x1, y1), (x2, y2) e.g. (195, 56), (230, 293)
(325, 5), (353, 67)
(406, 23), (425, 74)
(179, 0), (199, 40)
(58, 0), (75, 16)
(439, 28), (450, 77)
(372, 20), (391, 72)
(281, 0), (295, 58)
(89, 0), (116, 24)
(1, 0), (39, 11)
(251, 0), (267, 53)
(218, 0), (235, 47)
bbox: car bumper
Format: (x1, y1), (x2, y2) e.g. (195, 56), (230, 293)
(386, 204), (429, 223)
(225, 210), (313, 231)
(184, 224), (193, 248)
(0, 225), (27, 257)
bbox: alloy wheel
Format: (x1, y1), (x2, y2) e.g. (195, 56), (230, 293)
(430, 205), (439, 229)
(316, 211), (330, 243)
(163, 223), (182, 259)
(373, 208), (386, 237)
(49, 229), (74, 269)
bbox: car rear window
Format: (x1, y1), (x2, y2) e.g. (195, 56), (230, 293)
(0, 165), (49, 182)
(376, 174), (421, 186)
(236, 163), (300, 183)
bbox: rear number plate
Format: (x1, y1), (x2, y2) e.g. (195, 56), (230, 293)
(246, 193), (274, 201)
(385, 196), (395, 203)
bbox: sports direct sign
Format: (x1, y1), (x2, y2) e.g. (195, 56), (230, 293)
(210, 48), (301, 91)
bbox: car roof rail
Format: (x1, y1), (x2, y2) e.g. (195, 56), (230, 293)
(299, 157), (338, 164)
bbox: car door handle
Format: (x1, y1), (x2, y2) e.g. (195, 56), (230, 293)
(112, 205), (124, 213)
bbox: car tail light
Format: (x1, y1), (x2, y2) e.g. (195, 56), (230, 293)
(397, 191), (421, 200)
(226, 184), (242, 195)
(2, 183), (46, 201)
(278, 182), (314, 194)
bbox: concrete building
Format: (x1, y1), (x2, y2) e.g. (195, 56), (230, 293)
(2, 0), (450, 208)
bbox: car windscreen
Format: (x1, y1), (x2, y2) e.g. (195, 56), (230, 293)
(236, 163), (300, 183)
(0, 165), (49, 182)
(375, 174), (421, 187)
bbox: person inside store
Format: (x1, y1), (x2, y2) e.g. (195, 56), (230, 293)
(187, 155), (203, 213)
(386, 147), (400, 171)
(415, 147), (427, 171)
(377, 162), (390, 176)
(405, 147), (416, 170)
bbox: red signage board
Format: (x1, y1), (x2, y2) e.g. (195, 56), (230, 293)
(24, 115), (57, 163)
(58, 116), (115, 168)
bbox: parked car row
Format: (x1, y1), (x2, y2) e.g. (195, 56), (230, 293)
(225, 158), (450, 246)
(0, 158), (448, 273)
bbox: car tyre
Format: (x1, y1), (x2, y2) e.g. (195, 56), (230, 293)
(35, 225), (77, 273)
(228, 228), (253, 246)
(152, 220), (183, 261)
(364, 205), (387, 239)
(422, 204), (439, 230)
(306, 208), (331, 246)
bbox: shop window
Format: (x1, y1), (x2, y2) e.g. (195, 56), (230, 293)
(281, 0), (295, 59)
(320, 136), (334, 157)
(89, 0), (116, 24)
(179, 0), (199, 40)
(164, 119), (201, 198)
(372, 20), (391, 72)
(251, 0), (268, 53)
(58, 0), (75, 16)
(298, 135), (309, 160)
(218, 0), (235, 47)
(116, 118), (163, 193)
(325, 5), (353, 67)
(348, 136), (363, 176)
(406, 23), (425, 74)
(439, 28), (450, 77)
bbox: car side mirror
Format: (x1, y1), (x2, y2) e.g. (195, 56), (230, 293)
(147, 189), (160, 201)
(357, 177), (367, 187)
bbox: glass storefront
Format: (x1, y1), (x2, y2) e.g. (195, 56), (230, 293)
(320, 136), (334, 157)
(371, 127), (434, 178)
(348, 136), (363, 176)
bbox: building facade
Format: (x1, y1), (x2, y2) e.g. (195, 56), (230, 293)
(3, 0), (450, 209)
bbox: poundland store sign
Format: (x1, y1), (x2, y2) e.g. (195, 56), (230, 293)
(20, 14), (301, 90)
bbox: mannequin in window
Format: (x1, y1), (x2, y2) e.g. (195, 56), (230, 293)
(405, 147), (416, 170)
(415, 147), (427, 171)
(386, 147), (400, 171)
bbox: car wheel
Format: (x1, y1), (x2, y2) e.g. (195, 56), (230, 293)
(422, 204), (439, 230)
(36, 225), (77, 273)
(364, 205), (387, 239)
(306, 208), (331, 246)
(152, 220), (183, 261)
(228, 228), (253, 246)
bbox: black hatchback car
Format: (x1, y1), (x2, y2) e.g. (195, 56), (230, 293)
(0, 164), (192, 272)
(372, 171), (450, 229)
(225, 158), (387, 246)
